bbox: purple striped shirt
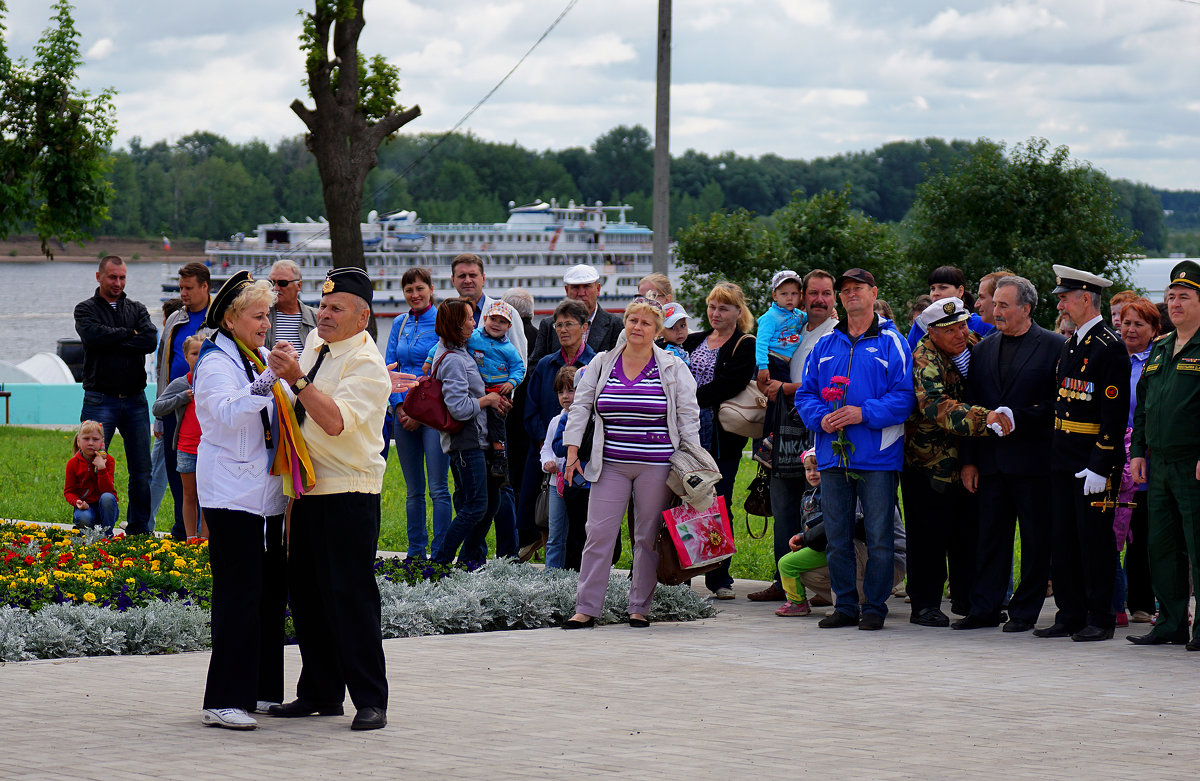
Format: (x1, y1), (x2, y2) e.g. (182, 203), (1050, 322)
(596, 355), (672, 464)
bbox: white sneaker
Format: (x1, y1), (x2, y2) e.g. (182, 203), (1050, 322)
(255, 700), (280, 714)
(714, 587), (735, 600)
(202, 708), (258, 730)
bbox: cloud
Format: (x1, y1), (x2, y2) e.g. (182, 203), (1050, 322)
(86, 37), (114, 59)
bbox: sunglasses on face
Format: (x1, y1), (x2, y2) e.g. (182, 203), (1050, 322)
(272, 279), (298, 288)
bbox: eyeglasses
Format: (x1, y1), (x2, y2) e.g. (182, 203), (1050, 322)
(271, 279), (298, 288)
(553, 321), (583, 331)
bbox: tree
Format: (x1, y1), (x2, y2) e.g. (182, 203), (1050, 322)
(774, 188), (908, 308)
(291, 0), (420, 270)
(674, 208), (785, 321)
(905, 138), (1139, 326)
(0, 0), (117, 257)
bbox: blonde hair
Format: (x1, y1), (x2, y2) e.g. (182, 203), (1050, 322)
(74, 420), (105, 454)
(706, 282), (754, 333)
(183, 334), (206, 353)
(222, 279), (276, 329)
(639, 272), (673, 301)
(625, 291), (666, 330)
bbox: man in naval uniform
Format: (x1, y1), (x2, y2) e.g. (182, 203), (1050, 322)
(1033, 265), (1130, 642)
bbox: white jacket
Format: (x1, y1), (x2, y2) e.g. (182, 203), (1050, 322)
(193, 333), (288, 517)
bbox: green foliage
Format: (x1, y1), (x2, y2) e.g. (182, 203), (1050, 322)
(904, 138), (1139, 326)
(0, 0), (117, 257)
(774, 188), (909, 308)
(675, 208), (784, 320)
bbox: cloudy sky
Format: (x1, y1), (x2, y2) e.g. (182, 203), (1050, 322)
(6, 0), (1200, 189)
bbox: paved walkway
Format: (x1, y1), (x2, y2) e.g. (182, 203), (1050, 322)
(1, 578), (1197, 780)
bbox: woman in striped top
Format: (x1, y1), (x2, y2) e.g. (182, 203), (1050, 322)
(561, 295), (702, 628)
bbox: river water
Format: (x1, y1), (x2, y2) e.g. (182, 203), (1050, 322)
(0, 261), (398, 366)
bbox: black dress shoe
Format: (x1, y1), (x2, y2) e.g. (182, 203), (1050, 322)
(951, 614), (1001, 630)
(858, 613), (885, 631)
(562, 616), (596, 629)
(1127, 631), (1189, 645)
(1002, 618), (1035, 633)
(818, 610), (859, 628)
(910, 608), (950, 628)
(267, 698), (344, 717)
(1032, 623), (1080, 638)
(1186, 638), (1200, 652)
(351, 707), (387, 731)
(628, 616), (650, 628)
(1071, 625), (1114, 642)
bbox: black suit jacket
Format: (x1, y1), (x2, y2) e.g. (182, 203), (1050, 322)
(530, 306), (621, 366)
(963, 323), (1066, 476)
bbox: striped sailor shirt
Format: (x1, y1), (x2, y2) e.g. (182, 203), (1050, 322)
(595, 355), (672, 464)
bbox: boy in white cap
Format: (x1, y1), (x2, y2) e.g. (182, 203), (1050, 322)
(659, 301), (691, 366)
(755, 270), (807, 457)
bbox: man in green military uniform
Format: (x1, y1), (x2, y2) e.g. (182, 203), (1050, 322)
(1035, 264), (1130, 642)
(902, 297), (1013, 628)
(1129, 259), (1200, 650)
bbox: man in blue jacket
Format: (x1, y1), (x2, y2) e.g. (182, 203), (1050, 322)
(797, 268), (916, 630)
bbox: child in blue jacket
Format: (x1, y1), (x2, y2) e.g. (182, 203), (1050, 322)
(755, 270), (806, 460)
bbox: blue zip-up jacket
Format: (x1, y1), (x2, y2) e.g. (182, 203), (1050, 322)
(426, 327), (526, 392)
(524, 346), (596, 441)
(755, 302), (807, 370)
(385, 305), (439, 405)
(907, 311), (993, 351)
(796, 314), (915, 472)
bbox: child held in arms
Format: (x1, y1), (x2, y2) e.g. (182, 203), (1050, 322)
(755, 270), (806, 461)
(426, 300), (525, 485)
(658, 302), (691, 366)
(64, 420), (119, 534)
(152, 334), (208, 540)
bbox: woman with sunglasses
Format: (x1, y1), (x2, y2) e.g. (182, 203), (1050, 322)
(266, 260), (317, 355)
(561, 293), (702, 628)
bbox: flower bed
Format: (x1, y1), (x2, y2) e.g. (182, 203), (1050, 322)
(0, 522), (719, 662)
(0, 522), (210, 611)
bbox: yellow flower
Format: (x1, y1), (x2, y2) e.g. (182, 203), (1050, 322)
(150, 561), (160, 571)
(173, 558), (187, 569)
(126, 578), (135, 584)
(83, 592), (97, 602)
(169, 570), (181, 577)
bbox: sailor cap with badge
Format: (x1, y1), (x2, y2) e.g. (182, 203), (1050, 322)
(1051, 264), (1113, 295)
(916, 296), (970, 331)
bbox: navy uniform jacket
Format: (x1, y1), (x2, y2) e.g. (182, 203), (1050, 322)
(962, 323), (1066, 477)
(1051, 320), (1130, 476)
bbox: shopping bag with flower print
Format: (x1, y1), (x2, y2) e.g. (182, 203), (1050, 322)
(663, 496), (735, 568)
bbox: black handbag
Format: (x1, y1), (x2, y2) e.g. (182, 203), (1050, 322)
(533, 474), (551, 530)
(744, 464), (771, 539)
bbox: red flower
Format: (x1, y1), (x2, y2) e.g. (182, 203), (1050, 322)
(830, 375), (850, 385)
(23, 555), (34, 566)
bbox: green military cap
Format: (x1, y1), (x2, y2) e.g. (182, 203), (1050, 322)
(1168, 259), (1200, 292)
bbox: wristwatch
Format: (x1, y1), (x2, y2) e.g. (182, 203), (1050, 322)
(290, 377), (310, 395)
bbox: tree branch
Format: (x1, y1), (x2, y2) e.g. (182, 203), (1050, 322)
(366, 105), (422, 146)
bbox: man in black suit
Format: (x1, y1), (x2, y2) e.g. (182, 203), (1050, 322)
(956, 275), (1066, 631)
(529, 264), (621, 365)
(1034, 265), (1130, 642)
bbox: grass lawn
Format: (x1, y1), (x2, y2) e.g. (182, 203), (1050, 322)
(1, 427), (779, 581)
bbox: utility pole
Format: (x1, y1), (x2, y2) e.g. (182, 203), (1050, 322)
(652, 0), (671, 275)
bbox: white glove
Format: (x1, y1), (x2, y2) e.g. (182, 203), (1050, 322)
(1074, 468), (1107, 495)
(987, 406), (1016, 437)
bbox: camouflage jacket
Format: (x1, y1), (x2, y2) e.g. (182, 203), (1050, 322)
(904, 332), (991, 483)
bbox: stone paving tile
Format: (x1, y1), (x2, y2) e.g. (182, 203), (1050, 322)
(2, 577), (1198, 778)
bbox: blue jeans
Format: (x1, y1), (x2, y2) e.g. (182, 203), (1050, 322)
(73, 493), (119, 532)
(81, 391), (153, 535)
(433, 448), (500, 565)
(392, 411), (451, 559)
(545, 480), (568, 569)
(819, 468), (898, 618)
(161, 413), (186, 539)
(149, 433), (168, 520)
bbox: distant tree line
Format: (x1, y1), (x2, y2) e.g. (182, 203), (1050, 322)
(14, 124), (1177, 252)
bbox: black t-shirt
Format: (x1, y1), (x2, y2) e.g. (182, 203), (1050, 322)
(998, 331), (1026, 386)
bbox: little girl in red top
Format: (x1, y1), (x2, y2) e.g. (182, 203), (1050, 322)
(64, 420), (119, 533)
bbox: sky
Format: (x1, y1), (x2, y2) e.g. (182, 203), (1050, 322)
(5, 0), (1200, 190)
